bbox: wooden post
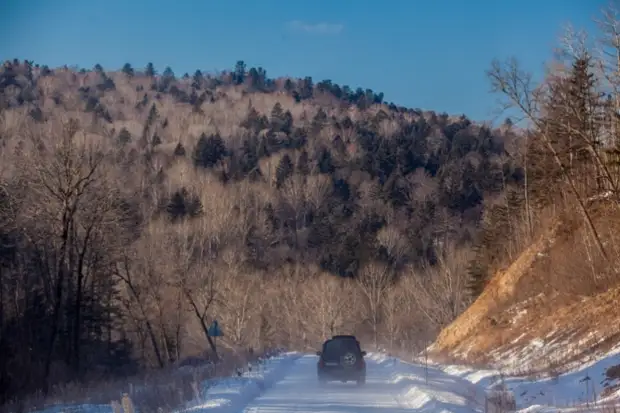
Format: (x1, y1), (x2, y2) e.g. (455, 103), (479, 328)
(424, 339), (429, 385)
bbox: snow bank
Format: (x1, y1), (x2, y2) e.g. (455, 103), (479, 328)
(29, 405), (112, 413)
(178, 351), (300, 413)
(502, 347), (620, 409)
(29, 352), (299, 413)
(366, 352), (485, 413)
(428, 346), (620, 411)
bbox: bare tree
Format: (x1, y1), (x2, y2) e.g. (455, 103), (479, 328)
(216, 249), (263, 350)
(487, 57), (610, 261)
(382, 282), (407, 351)
(268, 263), (309, 348)
(16, 118), (129, 386)
(376, 223), (409, 267)
(304, 271), (357, 341)
(406, 244), (472, 331)
(356, 261), (393, 349)
(594, 4), (620, 144)
(170, 222), (219, 356)
(115, 225), (171, 368)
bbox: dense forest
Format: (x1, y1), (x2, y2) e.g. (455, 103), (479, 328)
(11, 42), (618, 407)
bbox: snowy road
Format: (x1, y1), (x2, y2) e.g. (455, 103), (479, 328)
(32, 349), (620, 413)
(239, 354), (483, 413)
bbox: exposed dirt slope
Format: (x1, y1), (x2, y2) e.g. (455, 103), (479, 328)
(430, 202), (620, 375)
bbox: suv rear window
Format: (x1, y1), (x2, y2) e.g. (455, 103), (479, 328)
(323, 338), (361, 358)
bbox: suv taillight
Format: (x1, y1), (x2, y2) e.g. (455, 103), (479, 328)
(357, 358), (365, 369)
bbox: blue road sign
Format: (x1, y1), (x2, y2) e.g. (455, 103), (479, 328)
(208, 320), (223, 337)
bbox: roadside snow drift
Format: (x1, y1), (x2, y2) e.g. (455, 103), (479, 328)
(179, 351), (300, 412)
(29, 352), (299, 413)
(439, 346), (620, 411)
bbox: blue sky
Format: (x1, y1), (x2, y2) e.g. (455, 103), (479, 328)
(0, 0), (605, 122)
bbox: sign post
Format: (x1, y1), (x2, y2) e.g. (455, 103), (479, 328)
(208, 320), (223, 375)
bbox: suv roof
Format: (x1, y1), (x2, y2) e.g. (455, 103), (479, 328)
(331, 335), (357, 340)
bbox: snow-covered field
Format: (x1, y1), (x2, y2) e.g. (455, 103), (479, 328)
(25, 348), (620, 413)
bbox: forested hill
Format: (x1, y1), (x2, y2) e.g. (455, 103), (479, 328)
(0, 59), (523, 274)
(0, 59), (523, 403)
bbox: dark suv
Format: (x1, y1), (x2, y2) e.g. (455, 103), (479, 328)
(316, 335), (366, 385)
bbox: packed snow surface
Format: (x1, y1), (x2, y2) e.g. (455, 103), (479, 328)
(186, 352), (484, 413)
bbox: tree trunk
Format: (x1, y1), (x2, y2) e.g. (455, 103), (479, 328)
(524, 137), (533, 238)
(145, 318), (165, 368)
(116, 262), (166, 368)
(541, 126), (609, 261)
(190, 300), (218, 355)
(43, 210), (72, 393)
(72, 223), (95, 374)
